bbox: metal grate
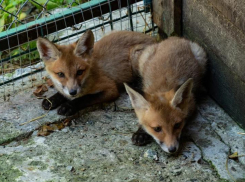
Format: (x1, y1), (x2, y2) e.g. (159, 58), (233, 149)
(0, 0), (156, 102)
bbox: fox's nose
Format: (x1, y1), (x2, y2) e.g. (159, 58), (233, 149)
(168, 146), (177, 153)
(69, 89), (77, 96)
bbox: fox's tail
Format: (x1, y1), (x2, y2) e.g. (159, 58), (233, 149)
(189, 42), (207, 69)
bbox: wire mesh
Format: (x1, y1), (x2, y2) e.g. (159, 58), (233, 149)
(0, 0), (157, 102)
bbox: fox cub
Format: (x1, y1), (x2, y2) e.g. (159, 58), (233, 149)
(125, 37), (207, 153)
(37, 30), (156, 116)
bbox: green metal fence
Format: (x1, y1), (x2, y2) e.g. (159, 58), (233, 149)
(0, 0), (156, 101)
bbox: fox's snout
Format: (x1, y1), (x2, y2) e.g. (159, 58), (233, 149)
(168, 146), (177, 153)
(62, 84), (81, 98)
(157, 133), (180, 154)
(159, 140), (179, 154)
(69, 89), (77, 96)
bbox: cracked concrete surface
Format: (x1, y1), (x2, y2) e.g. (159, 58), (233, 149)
(0, 76), (245, 182)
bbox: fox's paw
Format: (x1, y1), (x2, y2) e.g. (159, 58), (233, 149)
(58, 102), (77, 116)
(132, 132), (153, 146)
(42, 93), (67, 110)
(42, 98), (61, 110)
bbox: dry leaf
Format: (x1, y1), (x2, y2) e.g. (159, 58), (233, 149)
(229, 152), (238, 159)
(33, 84), (48, 97)
(42, 125), (54, 132)
(42, 76), (49, 81)
(46, 79), (54, 87)
(30, 77), (36, 81)
(37, 123), (65, 136)
(53, 123), (65, 130)
(28, 167), (35, 171)
(63, 118), (72, 126)
(37, 130), (50, 136)
(37, 125), (52, 136)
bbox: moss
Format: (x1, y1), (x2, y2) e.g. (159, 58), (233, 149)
(0, 154), (23, 181)
(4, 72), (14, 78)
(29, 160), (48, 170)
(0, 121), (21, 145)
(237, 179), (245, 182)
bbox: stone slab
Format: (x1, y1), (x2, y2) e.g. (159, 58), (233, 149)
(0, 81), (245, 181)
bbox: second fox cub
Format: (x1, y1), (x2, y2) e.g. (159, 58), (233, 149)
(125, 37), (207, 153)
(37, 30), (155, 116)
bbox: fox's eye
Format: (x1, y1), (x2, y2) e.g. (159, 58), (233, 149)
(77, 70), (84, 76)
(174, 123), (181, 129)
(154, 127), (162, 132)
(57, 72), (65, 78)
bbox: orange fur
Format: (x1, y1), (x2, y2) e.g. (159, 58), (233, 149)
(37, 30), (156, 106)
(126, 37), (207, 153)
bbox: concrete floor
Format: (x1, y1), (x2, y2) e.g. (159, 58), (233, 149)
(0, 76), (245, 182)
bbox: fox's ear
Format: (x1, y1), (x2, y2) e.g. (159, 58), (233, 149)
(74, 30), (94, 57)
(36, 37), (60, 61)
(171, 78), (194, 110)
(124, 83), (149, 110)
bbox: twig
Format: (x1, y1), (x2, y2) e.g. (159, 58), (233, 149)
(226, 157), (236, 182)
(237, 132), (245, 135)
(226, 153), (245, 182)
(137, 6), (151, 34)
(2, 68), (19, 72)
(19, 97), (52, 126)
(70, 124), (86, 128)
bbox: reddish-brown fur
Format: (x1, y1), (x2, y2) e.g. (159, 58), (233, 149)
(37, 30), (156, 107)
(125, 37), (207, 153)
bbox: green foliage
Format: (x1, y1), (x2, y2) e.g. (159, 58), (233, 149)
(31, 0), (86, 10)
(10, 40), (40, 63)
(0, 0), (90, 74)
(0, 0), (26, 32)
(31, 0), (62, 11)
(0, 40), (40, 73)
(0, 0), (89, 32)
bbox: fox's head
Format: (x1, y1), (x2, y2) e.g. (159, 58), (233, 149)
(37, 30), (95, 99)
(125, 78), (195, 154)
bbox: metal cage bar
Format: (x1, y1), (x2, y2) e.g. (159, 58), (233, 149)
(0, 0), (155, 100)
(0, 0), (142, 52)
